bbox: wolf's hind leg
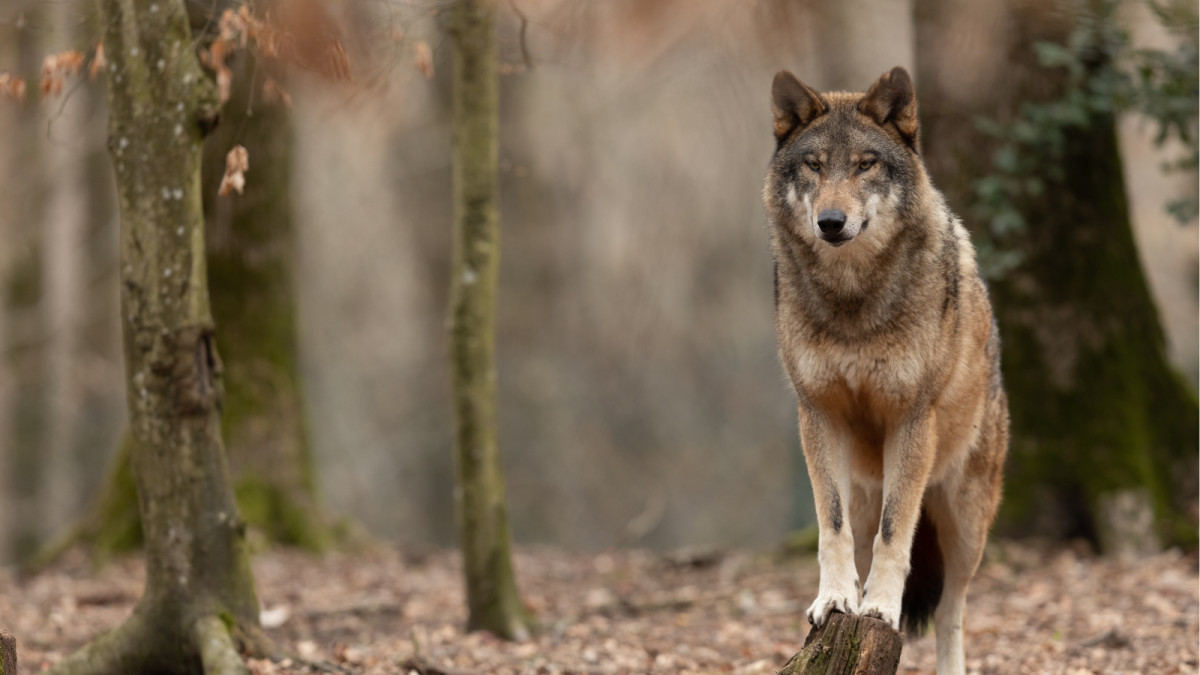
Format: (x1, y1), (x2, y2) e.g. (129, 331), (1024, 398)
(925, 467), (1002, 673)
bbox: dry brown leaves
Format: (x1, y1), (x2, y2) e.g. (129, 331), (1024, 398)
(201, 1), (351, 106)
(40, 50), (84, 99)
(88, 43), (105, 81)
(219, 145), (250, 196)
(0, 73), (26, 103)
(415, 41), (434, 80)
(2, 541), (1196, 674)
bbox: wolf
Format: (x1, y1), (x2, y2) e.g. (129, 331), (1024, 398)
(763, 66), (1008, 674)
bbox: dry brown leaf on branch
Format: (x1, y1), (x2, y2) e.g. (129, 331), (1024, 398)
(415, 41), (434, 80)
(0, 73), (27, 103)
(218, 145), (250, 196)
(89, 43), (106, 80)
(262, 78), (293, 108)
(40, 49), (87, 99)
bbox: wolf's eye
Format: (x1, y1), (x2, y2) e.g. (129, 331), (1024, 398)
(805, 160), (821, 173)
(857, 158), (876, 172)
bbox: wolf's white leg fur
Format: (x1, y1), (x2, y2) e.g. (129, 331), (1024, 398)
(860, 412), (937, 630)
(798, 408), (859, 626)
(934, 588), (967, 675)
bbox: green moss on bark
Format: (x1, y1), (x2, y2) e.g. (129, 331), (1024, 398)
(447, 0), (535, 641)
(916, 0), (1199, 550)
(47, 0), (269, 671)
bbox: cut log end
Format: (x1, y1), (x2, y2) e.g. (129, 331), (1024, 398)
(778, 613), (902, 675)
(1, 630), (16, 675)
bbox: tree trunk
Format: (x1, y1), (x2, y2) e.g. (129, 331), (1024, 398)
(0, 630), (15, 675)
(4, 4), (50, 564)
(447, 0), (534, 641)
(778, 614), (902, 675)
(915, 0), (1199, 550)
(36, 4), (342, 563)
(47, 0), (269, 671)
(202, 45), (333, 550)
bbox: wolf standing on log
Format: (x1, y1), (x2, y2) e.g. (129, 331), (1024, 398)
(764, 66), (1009, 674)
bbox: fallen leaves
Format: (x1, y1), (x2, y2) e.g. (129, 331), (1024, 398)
(3, 542), (1196, 674)
(218, 145), (250, 196)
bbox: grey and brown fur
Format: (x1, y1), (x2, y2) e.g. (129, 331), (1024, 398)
(764, 66), (1008, 675)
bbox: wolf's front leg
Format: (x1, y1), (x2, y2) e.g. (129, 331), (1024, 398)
(860, 411), (937, 630)
(798, 406), (859, 626)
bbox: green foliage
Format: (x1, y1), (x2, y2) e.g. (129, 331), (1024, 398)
(973, 0), (1198, 277)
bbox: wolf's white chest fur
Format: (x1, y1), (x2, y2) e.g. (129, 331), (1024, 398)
(791, 339), (924, 402)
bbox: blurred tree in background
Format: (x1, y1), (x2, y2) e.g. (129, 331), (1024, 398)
(447, 0), (534, 641)
(917, 0), (1199, 553)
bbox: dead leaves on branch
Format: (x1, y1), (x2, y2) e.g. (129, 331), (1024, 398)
(219, 145), (250, 197)
(0, 73), (26, 103)
(201, 1), (352, 106)
(1, 45), (102, 106)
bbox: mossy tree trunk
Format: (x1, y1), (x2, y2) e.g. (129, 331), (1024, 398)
(916, 0), (1199, 552)
(37, 2), (339, 564)
(4, 3), (51, 563)
(47, 0), (269, 672)
(447, 0), (534, 641)
(201, 45), (332, 551)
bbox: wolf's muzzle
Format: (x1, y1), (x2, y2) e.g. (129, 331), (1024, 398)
(817, 209), (847, 234)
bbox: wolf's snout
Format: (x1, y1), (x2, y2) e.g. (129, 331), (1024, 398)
(817, 210), (847, 234)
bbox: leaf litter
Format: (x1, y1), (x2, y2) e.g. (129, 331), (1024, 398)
(0, 540), (1195, 674)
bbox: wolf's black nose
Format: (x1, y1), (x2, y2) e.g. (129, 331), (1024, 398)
(817, 210), (847, 234)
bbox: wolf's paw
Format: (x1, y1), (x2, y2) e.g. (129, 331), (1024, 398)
(806, 591), (857, 627)
(857, 599), (900, 631)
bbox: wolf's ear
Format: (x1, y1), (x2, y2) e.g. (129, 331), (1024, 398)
(858, 66), (919, 152)
(772, 71), (828, 142)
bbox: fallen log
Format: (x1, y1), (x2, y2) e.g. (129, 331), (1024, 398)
(778, 613), (902, 675)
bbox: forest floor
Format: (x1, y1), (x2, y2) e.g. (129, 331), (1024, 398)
(1, 539), (1196, 674)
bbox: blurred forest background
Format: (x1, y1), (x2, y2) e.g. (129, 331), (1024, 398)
(0, 0), (1195, 566)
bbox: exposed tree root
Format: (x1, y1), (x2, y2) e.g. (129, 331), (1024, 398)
(195, 616), (248, 675)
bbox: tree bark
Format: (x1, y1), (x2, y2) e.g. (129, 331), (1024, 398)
(4, 2), (50, 564)
(915, 0), (1199, 550)
(202, 44), (333, 551)
(33, 2), (342, 565)
(1, 630), (15, 675)
(47, 0), (269, 672)
(778, 614), (902, 675)
(447, 0), (534, 641)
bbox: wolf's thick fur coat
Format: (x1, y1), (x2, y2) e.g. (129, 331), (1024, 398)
(764, 67), (1008, 675)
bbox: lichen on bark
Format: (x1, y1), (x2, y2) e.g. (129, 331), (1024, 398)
(47, 0), (270, 672)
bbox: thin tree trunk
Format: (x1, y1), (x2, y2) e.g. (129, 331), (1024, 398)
(447, 0), (534, 641)
(5, 4), (51, 563)
(47, 0), (269, 671)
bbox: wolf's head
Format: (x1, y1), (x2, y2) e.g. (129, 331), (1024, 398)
(765, 67), (928, 257)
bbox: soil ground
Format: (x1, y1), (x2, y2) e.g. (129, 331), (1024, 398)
(1, 540), (1196, 674)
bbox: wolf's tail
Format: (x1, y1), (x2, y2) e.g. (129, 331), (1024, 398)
(900, 506), (943, 638)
